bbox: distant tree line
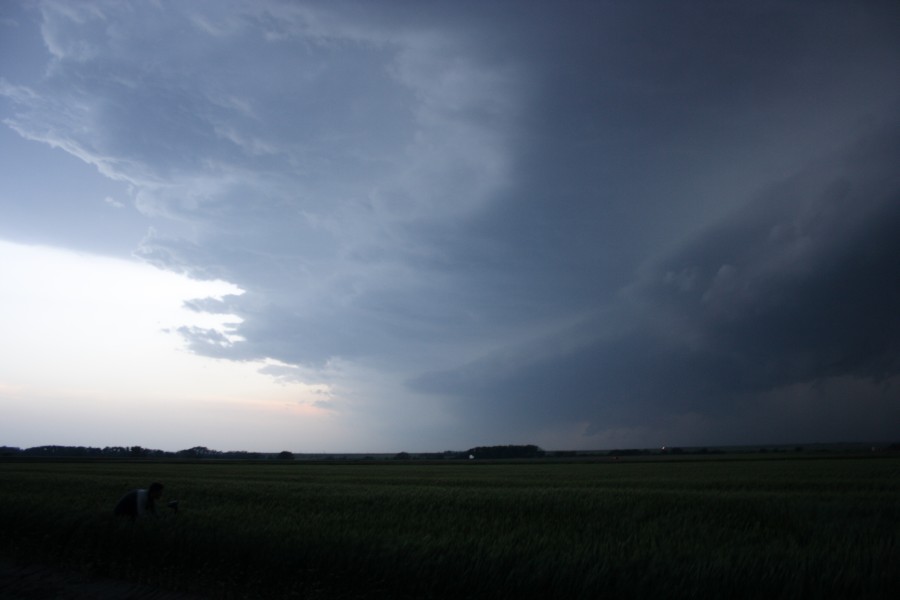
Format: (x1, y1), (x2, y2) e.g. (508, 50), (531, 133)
(391, 445), (547, 460)
(6, 442), (895, 461)
(0, 444), (551, 461)
(1, 445), (546, 461)
(466, 444), (545, 459)
(0, 445), (275, 460)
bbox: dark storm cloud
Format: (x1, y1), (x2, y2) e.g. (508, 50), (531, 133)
(382, 0), (900, 326)
(643, 126), (900, 390)
(4, 1), (900, 448)
(413, 121), (900, 440)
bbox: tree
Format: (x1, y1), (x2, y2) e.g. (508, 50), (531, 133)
(277, 451), (294, 460)
(466, 445), (545, 459)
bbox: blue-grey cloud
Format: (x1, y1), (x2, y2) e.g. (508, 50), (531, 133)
(3, 0), (900, 448)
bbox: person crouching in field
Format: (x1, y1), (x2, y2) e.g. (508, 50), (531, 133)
(114, 482), (163, 519)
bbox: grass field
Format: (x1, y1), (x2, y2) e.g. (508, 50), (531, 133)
(1, 455), (898, 598)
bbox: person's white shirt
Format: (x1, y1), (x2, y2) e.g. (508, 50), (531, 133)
(135, 489), (149, 517)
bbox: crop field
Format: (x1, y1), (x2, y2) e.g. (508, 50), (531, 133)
(1, 455), (898, 599)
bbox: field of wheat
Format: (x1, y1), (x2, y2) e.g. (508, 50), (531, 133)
(1, 456), (897, 599)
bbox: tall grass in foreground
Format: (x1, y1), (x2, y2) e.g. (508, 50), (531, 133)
(1, 457), (898, 598)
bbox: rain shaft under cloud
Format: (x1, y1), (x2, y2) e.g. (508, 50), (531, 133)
(2, 0), (899, 450)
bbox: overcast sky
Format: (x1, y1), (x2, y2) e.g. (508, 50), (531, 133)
(2, 1), (899, 453)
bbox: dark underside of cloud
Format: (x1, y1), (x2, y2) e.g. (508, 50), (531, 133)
(411, 123), (900, 440)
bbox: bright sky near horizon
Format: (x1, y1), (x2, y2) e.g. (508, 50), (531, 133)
(1, 1), (899, 453)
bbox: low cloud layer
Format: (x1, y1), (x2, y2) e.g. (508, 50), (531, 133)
(2, 1), (899, 449)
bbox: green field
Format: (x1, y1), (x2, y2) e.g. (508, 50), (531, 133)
(1, 456), (898, 598)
